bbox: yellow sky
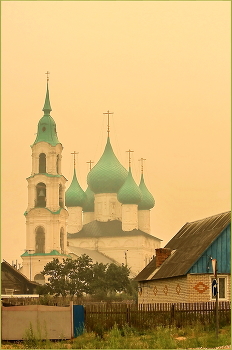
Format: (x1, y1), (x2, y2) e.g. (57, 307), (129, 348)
(1, 1), (231, 264)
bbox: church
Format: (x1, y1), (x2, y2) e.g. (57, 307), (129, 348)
(21, 80), (161, 283)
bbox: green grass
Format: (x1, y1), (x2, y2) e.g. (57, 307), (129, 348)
(1, 323), (231, 349)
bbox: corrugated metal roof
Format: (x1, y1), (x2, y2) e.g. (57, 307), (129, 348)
(68, 220), (162, 241)
(135, 211), (231, 281)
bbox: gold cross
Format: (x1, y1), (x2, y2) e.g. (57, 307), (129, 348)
(45, 71), (50, 82)
(126, 149), (134, 167)
(87, 160), (94, 170)
(103, 110), (114, 136)
(138, 158), (146, 174)
(71, 151), (78, 167)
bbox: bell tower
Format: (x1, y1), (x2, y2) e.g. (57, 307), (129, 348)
(21, 75), (68, 283)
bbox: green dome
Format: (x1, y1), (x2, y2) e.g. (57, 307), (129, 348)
(87, 137), (128, 194)
(65, 169), (86, 207)
(117, 168), (142, 205)
(33, 83), (60, 146)
(138, 174), (155, 210)
(82, 186), (95, 212)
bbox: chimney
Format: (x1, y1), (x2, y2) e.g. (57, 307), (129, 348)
(155, 248), (172, 267)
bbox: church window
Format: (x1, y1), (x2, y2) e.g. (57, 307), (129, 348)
(39, 153), (46, 173)
(59, 184), (63, 207)
(42, 127), (46, 132)
(35, 226), (45, 253)
(36, 183), (46, 207)
(57, 155), (60, 174)
(60, 228), (64, 254)
(34, 273), (45, 285)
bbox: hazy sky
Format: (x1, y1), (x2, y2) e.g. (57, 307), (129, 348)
(1, 1), (230, 264)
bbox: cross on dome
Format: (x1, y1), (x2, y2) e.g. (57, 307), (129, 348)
(71, 151), (79, 168)
(45, 71), (50, 82)
(126, 149), (134, 168)
(87, 160), (94, 171)
(103, 110), (114, 136)
(138, 158), (146, 174)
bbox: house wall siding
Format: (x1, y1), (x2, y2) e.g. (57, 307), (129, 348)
(188, 225), (231, 274)
(138, 276), (188, 304)
(138, 273), (231, 304)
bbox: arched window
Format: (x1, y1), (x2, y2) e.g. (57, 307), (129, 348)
(59, 184), (63, 207)
(35, 226), (45, 253)
(39, 153), (46, 173)
(56, 155), (59, 174)
(60, 227), (64, 254)
(36, 183), (46, 207)
(34, 273), (45, 285)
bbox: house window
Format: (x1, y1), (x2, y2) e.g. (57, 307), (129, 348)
(211, 276), (227, 300)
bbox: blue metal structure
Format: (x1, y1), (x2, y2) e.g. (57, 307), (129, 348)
(73, 305), (85, 337)
(188, 224), (231, 274)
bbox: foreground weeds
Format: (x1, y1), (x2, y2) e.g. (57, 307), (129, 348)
(1, 323), (231, 349)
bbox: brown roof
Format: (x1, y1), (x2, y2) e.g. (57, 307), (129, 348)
(135, 211), (231, 281)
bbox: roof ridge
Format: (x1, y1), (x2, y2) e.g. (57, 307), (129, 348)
(186, 211), (231, 224)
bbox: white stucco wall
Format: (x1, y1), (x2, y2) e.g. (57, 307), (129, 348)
(68, 234), (161, 275)
(138, 210), (150, 233)
(67, 206), (83, 233)
(94, 193), (122, 221)
(121, 204), (138, 231)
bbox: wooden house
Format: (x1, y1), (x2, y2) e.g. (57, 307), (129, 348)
(1, 260), (39, 295)
(135, 211), (231, 304)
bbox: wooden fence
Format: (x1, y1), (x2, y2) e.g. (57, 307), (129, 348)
(84, 302), (231, 331)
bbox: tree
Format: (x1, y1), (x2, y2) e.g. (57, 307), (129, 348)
(39, 254), (93, 297)
(38, 255), (133, 298)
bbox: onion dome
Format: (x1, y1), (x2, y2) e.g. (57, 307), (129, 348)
(87, 137), (128, 194)
(33, 82), (60, 146)
(117, 167), (142, 204)
(82, 186), (95, 212)
(65, 169), (86, 207)
(138, 174), (155, 210)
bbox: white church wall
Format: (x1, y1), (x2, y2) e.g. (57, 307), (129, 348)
(83, 212), (94, 225)
(31, 142), (63, 176)
(138, 210), (151, 233)
(121, 204), (138, 231)
(94, 193), (122, 221)
(68, 234), (161, 275)
(25, 208), (67, 254)
(67, 206), (83, 233)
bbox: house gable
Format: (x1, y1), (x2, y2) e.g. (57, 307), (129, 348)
(188, 224), (231, 274)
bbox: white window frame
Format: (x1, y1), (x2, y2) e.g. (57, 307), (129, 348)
(210, 275), (228, 301)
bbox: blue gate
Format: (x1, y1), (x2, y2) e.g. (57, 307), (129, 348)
(73, 305), (85, 337)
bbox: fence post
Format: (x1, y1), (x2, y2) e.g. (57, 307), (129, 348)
(126, 305), (131, 326)
(171, 304), (175, 326)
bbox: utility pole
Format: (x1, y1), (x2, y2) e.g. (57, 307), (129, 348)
(125, 250), (128, 266)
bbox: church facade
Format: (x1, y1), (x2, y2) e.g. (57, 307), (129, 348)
(21, 81), (161, 282)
